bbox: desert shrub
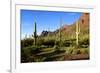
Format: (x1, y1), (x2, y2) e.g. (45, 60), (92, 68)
(62, 39), (74, 47)
(21, 38), (34, 48)
(67, 48), (74, 54)
(54, 56), (64, 61)
(63, 40), (71, 47)
(80, 48), (89, 54)
(21, 45), (46, 62)
(79, 38), (89, 48)
(33, 56), (46, 62)
(54, 40), (62, 47)
(42, 39), (55, 47)
(72, 49), (81, 54)
(21, 49), (27, 63)
(36, 37), (45, 46)
(71, 48), (89, 55)
(45, 56), (64, 61)
(21, 46), (32, 62)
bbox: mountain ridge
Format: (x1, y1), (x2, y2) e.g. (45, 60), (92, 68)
(40, 13), (89, 37)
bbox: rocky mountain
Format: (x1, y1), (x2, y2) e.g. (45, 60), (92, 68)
(40, 13), (89, 37)
(60, 13), (89, 34)
(40, 31), (53, 36)
(79, 13), (89, 27)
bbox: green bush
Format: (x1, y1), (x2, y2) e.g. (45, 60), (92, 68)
(42, 39), (55, 47)
(21, 38), (34, 48)
(79, 38), (89, 48)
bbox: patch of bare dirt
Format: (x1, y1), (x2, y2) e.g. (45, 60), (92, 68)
(64, 54), (89, 60)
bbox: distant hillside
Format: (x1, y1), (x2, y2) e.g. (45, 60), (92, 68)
(60, 13), (89, 35)
(40, 13), (90, 40)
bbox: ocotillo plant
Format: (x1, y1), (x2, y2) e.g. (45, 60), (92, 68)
(34, 21), (37, 45)
(76, 21), (80, 46)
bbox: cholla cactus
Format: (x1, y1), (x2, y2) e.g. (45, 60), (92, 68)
(76, 21), (80, 46)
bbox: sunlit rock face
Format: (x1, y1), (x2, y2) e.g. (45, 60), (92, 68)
(79, 13), (90, 27)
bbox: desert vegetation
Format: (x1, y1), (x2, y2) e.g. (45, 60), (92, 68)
(21, 13), (90, 63)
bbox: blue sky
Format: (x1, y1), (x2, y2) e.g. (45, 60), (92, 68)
(21, 9), (82, 39)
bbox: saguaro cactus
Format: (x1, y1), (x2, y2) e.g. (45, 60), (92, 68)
(34, 21), (37, 45)
(58, 17), (62, 47)
(59, 17), (62, 42)
(76, 21), (80, 46)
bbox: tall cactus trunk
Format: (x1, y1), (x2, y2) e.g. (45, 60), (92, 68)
(59, 17), (62, 47)
(76, 21), (80, 46)
(76, 32), (79, 46)
(34, 22), (37, 46)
